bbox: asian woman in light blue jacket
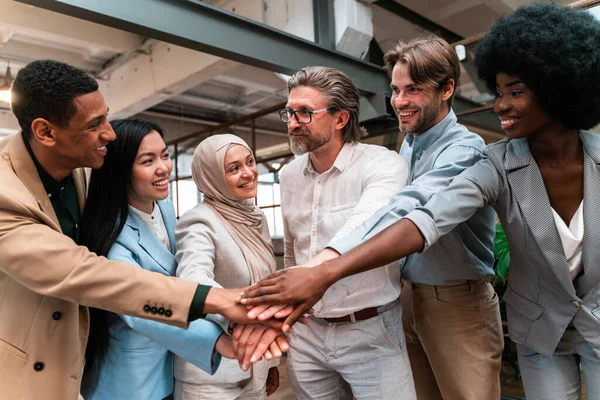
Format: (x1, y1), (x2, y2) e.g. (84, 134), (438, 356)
(80, 119), (231, 400)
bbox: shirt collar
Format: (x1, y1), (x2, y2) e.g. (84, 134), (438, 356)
(404, 109), (457, 151)
(303, 142), (356, 175)
(129, 202), (161, 224)
(22, 131), (71, 199)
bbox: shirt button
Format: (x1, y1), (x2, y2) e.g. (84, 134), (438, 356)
(52, 311), (62, 321)
(33, 362), (45, 372)
(572, 300), (582, 308)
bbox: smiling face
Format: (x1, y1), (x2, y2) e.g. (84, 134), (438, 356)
(494, 72), (555, 139)
(128, 130), (173, 213)
(52, 91), (115, 170)
(286, 86), (340, 155)
(224, 144), (258, 200)
(390, 62), (452, 135)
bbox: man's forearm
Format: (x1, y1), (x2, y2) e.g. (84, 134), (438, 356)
(318, 218), (425, 285)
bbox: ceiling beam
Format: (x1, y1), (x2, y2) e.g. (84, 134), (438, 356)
(17, 0), (390, 95)
(372, 0), (463, 43)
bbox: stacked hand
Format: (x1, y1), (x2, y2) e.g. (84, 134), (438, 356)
(232, 324), (290, 371)
(239, 265), (333, 331)
(209, 264), (335, 370)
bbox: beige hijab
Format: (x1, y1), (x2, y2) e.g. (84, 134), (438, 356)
(191, 134), (276, 283)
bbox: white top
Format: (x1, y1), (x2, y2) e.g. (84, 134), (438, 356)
(280, 142), (409, 317)
(551, 201), (584, 281)
(129, 203), (171, 252)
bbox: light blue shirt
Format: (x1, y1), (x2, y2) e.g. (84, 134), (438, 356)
(330, 110), (496, 284)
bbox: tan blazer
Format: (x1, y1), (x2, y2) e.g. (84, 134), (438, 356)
(0, 133), (198, 399)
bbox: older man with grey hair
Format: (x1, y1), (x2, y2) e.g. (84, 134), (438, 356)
(275, 66), (415, 399)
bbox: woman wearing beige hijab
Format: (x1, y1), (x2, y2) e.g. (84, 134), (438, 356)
(173, 134), (279, 399)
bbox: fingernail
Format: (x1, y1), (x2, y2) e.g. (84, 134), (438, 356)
(240, 299), (247, 304)
(248, 311), (256, 318)
(250, 356), (257, 363)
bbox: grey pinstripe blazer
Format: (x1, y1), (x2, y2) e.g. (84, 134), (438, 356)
(407, 130), (600, 357)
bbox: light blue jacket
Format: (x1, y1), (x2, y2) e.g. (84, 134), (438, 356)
(82, 199), (223, 400)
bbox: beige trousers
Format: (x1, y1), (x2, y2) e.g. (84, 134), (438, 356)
(401, 279), (503, 400)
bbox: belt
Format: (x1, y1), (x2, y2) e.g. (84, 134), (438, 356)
(320, 306), (379, 323)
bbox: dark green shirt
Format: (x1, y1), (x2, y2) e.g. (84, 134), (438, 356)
(23, 133), (80, 242)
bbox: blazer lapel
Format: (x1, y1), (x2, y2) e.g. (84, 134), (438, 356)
(505, 139), (575, 296)
(8, 133), (60, 229)
(72, 168), (90, 215)
(126, 211), (176, 276)
(575, 132), (600, 296)
(157, 200), (177, 254)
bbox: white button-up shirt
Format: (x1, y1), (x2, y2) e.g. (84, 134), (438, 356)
(280, 142), (408, 317)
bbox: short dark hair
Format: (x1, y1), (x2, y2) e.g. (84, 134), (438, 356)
(384, 36), (460, 107)
(80, 118), (164, 379)
(11, 60), (99, 139)
(475, 2), (600, 130)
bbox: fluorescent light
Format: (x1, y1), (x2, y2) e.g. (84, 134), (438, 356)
(0, 90), (11, 104)
(272, 162), (281, 169)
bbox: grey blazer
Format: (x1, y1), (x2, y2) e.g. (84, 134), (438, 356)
(173, 201), (272, 385)
(408, 131), (600, 357)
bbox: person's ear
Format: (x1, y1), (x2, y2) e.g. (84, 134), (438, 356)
(334, 110), (350, 132)
(30, 118), (58, 148)
(440, 79), (455, 103)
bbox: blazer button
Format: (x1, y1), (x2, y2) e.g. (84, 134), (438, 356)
(52, 311), (62, 321)
(157, 307), (165, 315)
(33, 362), (45, 372)
(143, 304), (151, 312)
(165, 309), (172, 318)
(151, 307), (158, 314)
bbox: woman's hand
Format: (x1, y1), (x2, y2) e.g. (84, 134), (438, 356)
(232, 324), (290, 371)
(214, 333), (235, 359)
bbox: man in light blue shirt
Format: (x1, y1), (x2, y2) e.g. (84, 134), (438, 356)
(334, 37), (502, 400)
(242, 37), (503, 400)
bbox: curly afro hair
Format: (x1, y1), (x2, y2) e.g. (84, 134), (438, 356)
(475, 2), (600, 130)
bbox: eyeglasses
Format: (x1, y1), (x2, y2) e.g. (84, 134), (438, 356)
(278, 107), (335, 124)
